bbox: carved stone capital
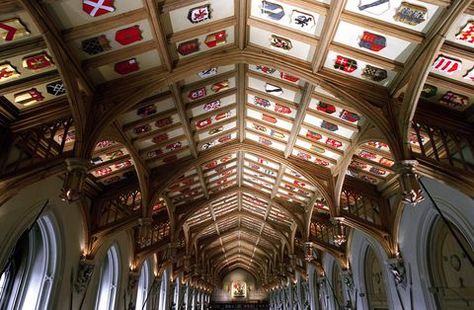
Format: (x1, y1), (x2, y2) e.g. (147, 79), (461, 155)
(394, 160), (424, 206)
(74, 259), (95, 293)
(60, 158), (90, 202)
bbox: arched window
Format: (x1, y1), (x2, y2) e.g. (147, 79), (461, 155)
(136, 259), (151, 310)
(95, 244), (120, 310)
(428, 217), (474, 309)
(0, 214), (59, 310)
(364, 246), (388, 310)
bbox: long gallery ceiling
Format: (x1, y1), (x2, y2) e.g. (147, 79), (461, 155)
(0, 0), (473, 285)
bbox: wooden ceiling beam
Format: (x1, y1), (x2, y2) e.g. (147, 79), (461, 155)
(390, 0), (472, 97)
(62, 9), (148, 41)
(312, 0), (346, 72)
(19, 0), (94, 158)
(170, 83), (197, 157)
(395, 0), (472, 158)
(284, 82), (314, 158)
(144, 0), (173, 71)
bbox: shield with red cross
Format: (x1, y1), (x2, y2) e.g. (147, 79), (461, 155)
(83, 0), (115, 17)
(334, 55), (357, 73)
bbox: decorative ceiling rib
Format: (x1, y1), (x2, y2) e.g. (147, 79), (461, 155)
(1, 0), (473, 286)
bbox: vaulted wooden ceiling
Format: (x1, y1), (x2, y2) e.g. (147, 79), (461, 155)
(1, 0), (473, 286)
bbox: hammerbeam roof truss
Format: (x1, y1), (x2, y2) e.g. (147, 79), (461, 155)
(1, 0), (473, 284)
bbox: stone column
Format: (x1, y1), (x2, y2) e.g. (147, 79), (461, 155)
(307, 263), (320, 310)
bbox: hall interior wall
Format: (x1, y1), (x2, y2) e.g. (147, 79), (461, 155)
(0, 175), (473, 309)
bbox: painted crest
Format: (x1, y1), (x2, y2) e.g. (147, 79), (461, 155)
(359, 31), (386, 52)
(81, 35), (111, 55)
(317, 102), (336, 114)
(297, 151), (311, 161)
(270, 35), (292, 50)
(306, 130), (322, 141)
(187, 4), (211, 24)
(455, 21), (474, 45)
(379, 158), (394, 167)
(340, 110), (360, 123)
(166, 142), (182, 151)
(325, 138), (342, 148)
(211, 80), (229, 93)
(439, 91), (470, 110)
(280, 72), (299, 83)
(274, 104), (291, 114)
(204, 30), (226, 48)
(14, 88), (45, 106)
(259, 137), (273, 146)
(23, 53), (53, 71)
(134, 125), (150, 135)
(262, 114), (277, 124)
(314, 158), (330, 167)
(155, 117), (173, 128)
(393, 2), (427, 26)
(254, 96), (271, 108)
(46, 81), (66, 96)
(260, 1), (285, 21)
(188, 87), (206, 100)
(334, 55), (357, 73)
(137, 105), (156, 117)
(114, 58), (139, 75)
(369, 167), (387, 176)
(420, 84), (437, 98)
(115, 25), (142, 45)
(152, 134), (169, 144)
(265, 83), (283, 96)
(367, 141), (388, 149)
(362, 65), (387, 82)
(291, 10), (315, 29)
(0, 18), (30, 42)
(321, 120), (338, 132)
(0, 62), (20, 82)
(357, 0), (390, 15)
(432, 55), (461, 75)
(177, 39), (199, 56)
(198, 68), (217, 78)
(310, 145), (325, 154)
(463, 67), (474, 82)
(203, 100), (221, 111)
(256, 65), (276, 74)
(359, 150), (377, 160)
(209, 126), (224, 135)
(82, 0), (115, 17)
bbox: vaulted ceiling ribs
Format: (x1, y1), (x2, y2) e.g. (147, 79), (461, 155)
(1, 0), (473, 285)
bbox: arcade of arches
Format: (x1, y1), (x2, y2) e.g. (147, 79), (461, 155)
(0, 0), (473, 309)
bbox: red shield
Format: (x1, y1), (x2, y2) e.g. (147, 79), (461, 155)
(82, 0), (115, 17)
(114, 58), (139, 75)
(115, 25), (142, 45)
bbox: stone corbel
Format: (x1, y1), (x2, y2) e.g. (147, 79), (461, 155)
(128, 271), (140, 291)
(341, 269), (354, 291)
(137, 217), (153, 248)
(74, 258), (95, 293)
(60, 158), (89, 202)
(387, 257), (407, 287)
(394, 160), (424, 206)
